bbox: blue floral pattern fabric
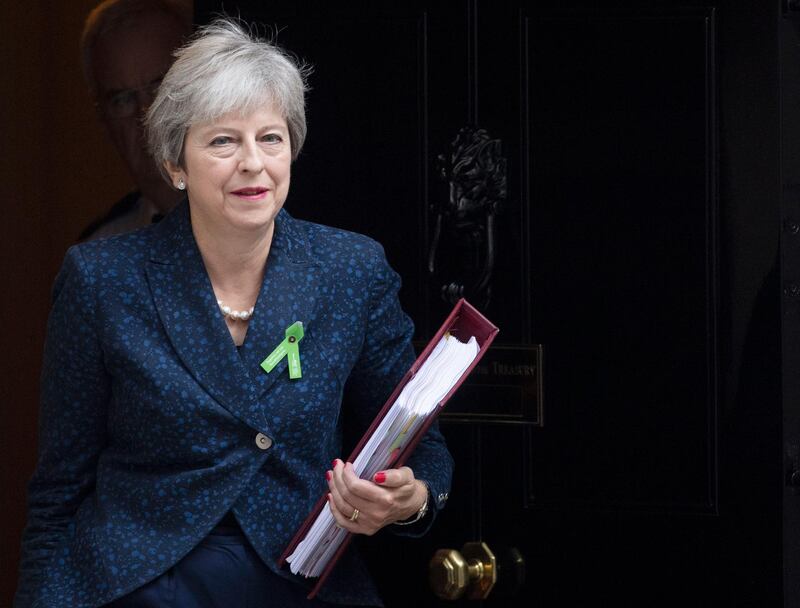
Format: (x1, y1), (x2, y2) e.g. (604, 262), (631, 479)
(16, 202), (454, 608)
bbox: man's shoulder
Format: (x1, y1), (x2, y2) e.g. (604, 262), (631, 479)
(78, 191), (143, 241)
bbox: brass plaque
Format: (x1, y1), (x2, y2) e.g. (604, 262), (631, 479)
(431, 344), (544, 425)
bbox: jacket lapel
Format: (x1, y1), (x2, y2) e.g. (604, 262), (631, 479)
(238, 208), (320, 399)
(145, 202), (318, 431)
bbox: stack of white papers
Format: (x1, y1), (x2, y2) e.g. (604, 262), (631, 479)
(286, 332), (480, 577)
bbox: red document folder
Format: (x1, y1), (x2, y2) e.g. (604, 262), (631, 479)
(277, 298), (499, 598)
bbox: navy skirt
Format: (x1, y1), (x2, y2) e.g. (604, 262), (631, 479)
(105, 520), (345, 608)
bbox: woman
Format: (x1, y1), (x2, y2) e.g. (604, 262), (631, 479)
(16, 19), (453, 608)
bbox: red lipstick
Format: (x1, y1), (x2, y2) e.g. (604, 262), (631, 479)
(231, 186), (268, 201)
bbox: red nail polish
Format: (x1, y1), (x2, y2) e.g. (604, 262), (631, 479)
(332, 459), (339, 468)
(374, 472), (386, 484)
(325, 471), (332, 481)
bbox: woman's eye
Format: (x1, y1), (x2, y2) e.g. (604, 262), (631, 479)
(210, 136), (232, 146)
(262, 133), (283, 144)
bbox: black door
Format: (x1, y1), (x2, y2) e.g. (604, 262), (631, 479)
(196, 1), (784, 605)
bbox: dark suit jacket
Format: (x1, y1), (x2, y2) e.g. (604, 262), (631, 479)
(16, 202), (453, 608)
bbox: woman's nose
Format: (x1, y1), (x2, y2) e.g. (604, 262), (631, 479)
(238, 141), (263, 173)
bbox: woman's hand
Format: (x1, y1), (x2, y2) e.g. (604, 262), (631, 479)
(326, 459), (428, 535)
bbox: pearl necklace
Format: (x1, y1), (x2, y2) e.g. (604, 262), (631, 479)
(217, 300), (255, 321)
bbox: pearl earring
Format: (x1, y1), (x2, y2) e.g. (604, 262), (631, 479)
(177, 178), (186, 191)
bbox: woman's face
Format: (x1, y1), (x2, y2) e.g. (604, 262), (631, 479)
(170, 103), (291, 234)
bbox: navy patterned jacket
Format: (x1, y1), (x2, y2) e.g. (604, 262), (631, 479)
(16, 202), (453, 608)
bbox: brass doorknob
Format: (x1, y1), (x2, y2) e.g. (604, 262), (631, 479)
(429, 541), (497, 600)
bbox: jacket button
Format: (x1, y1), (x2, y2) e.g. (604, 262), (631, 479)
(255, 433), (273, 450)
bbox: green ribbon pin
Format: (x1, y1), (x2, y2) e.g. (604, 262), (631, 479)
(260, 321), (304, 379)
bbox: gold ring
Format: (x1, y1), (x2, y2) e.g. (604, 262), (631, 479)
(349, 508), (360, 522)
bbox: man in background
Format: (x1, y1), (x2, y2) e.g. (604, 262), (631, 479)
(79, 0), (192, 240)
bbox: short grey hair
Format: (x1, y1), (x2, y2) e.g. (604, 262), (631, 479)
(146, 17), (310, 180)
(81, 0), (192, 95)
